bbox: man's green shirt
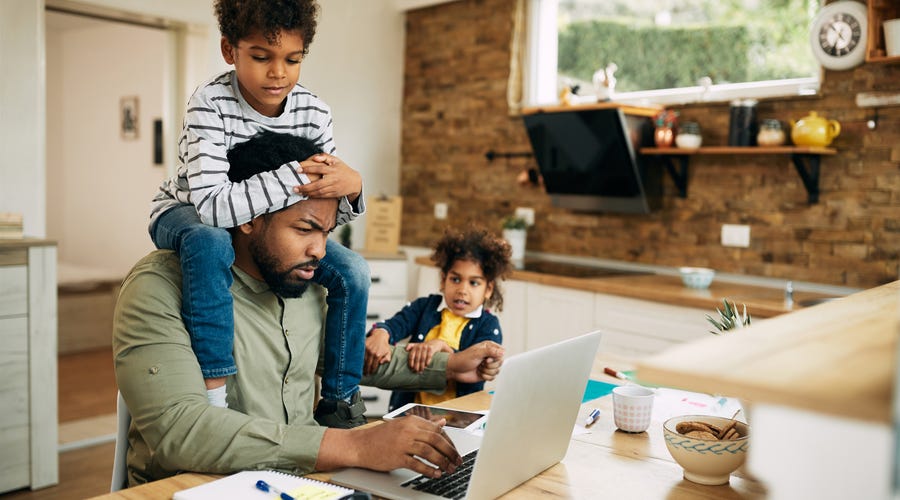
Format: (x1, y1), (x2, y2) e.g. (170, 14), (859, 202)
(113, 250), (449, 486)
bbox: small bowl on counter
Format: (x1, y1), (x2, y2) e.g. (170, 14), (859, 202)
(663, 414), (750, 485)
(679, 267), (715, 289)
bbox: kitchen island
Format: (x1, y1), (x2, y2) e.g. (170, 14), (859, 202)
(637, 280), (898, 500)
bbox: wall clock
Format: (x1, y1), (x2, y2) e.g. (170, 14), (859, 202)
(810, 0), (868, 70)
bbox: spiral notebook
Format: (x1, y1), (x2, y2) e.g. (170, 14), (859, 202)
(172, 469), (352, 500)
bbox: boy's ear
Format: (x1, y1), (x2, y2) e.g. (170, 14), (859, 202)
(221, 37), (236, 65)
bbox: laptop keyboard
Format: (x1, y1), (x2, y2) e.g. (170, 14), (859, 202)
(402, 450), (479, 499)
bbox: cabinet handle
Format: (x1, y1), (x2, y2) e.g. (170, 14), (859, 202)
(366, 313), (380, 320)
(371, 276), (382, 283)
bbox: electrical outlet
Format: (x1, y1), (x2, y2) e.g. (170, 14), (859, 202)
(721, 224), (751, 248)
(515, 207), (535, 226)
(434, 202), (448, 220)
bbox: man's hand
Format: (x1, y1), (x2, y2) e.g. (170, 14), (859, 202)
(446, 341), (504, 384)
(406, 340), (453, 373)
(316, 416), (462, 477)
(294, 153), (362, 203)
(364, 329), (392, 375)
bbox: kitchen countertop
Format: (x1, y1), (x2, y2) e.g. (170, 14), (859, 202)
(414, 255), (849, 318)
(637, 280), (898, 423)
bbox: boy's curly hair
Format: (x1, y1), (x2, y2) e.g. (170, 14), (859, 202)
(215, 0), (319, 55)
(431, 227), (513, 312)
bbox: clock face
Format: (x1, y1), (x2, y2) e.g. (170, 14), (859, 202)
(818, 12), (862, 56)
(810, 1), (868, 71)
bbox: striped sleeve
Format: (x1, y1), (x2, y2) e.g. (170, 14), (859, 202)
(178, 90), (306, 228)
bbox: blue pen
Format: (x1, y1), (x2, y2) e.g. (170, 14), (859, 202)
(584, 408), (601, 427)
(255, 479), (296, 500)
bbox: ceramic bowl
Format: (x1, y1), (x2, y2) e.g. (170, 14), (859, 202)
(679, 267), (715, 289)
(663, 415), (750, 485)
(675, 133), (702, 149)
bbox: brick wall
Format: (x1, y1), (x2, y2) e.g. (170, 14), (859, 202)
(400, 0), (900, 288)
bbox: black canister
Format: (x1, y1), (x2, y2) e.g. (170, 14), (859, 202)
(728, 99), (758, 146)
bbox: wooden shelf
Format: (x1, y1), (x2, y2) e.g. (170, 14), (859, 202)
(641, 146), (837, 155)
(521, 102), (662, 117)
(639, 146), (837, 204)
(866, 0), (900, 63)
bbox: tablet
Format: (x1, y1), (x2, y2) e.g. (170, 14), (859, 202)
(383, 403), (487, 432)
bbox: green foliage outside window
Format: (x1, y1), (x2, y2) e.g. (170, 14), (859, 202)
(559, 21), (751, 92)
(556, 0), (817, 94)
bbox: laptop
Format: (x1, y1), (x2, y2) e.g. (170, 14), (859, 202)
(331, 330), (603, 500)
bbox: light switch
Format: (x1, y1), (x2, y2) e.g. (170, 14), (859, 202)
(721, 224), (750, 248)
(434, 202), (448, 220)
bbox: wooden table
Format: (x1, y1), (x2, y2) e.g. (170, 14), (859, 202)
(89, 356), (767, 499)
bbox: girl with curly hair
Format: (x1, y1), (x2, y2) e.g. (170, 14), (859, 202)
(364, 227), (513, 410)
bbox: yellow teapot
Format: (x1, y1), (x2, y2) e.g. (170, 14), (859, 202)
(790, 112), (840, 147)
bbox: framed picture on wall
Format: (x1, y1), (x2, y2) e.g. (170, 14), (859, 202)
(120, 96), (139, 140)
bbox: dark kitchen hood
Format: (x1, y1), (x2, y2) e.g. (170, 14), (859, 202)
(522, 106), (661, 214)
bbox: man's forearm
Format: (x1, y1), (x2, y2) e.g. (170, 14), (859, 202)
(361, 346), (448, 391)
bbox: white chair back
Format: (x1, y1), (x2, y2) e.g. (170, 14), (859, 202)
(110, 391), (131, 492)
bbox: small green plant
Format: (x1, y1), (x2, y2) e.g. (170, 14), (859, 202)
(501, 216), (528, 230)
(707, 299), (751, 334)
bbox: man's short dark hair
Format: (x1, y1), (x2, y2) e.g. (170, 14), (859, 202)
(227, 131), (322, 183)
(215, 0), (319, 56)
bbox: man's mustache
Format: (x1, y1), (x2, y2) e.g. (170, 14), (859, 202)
(291, 259), (319, 272)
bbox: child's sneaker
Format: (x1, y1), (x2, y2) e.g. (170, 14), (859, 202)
(314, 391), (367, 428)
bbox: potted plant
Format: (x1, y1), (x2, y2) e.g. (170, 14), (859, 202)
(501, 216), (528, 262)
(706, 299), (751, 334)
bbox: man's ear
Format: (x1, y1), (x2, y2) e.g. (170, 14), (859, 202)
(221, 37), (236, 65)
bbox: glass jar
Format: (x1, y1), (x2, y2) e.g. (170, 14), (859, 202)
(757, 119), (786, 146)
(675, 121), (702, 149)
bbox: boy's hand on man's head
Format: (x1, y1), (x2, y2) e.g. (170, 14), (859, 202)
(294, 153), (362, 203)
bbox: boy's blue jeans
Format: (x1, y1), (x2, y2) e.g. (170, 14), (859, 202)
(151, 204), (368, 401)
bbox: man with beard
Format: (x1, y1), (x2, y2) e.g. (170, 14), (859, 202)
(113, 131), (504, 486)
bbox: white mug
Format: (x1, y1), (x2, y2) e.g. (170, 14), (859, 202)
(612, 385), (655, 432)
(884, 19), (900, 58)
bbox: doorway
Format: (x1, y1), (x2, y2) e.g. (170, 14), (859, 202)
(45, 9), (172, 277)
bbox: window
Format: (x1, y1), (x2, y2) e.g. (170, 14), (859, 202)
(525, 0), (821, 106)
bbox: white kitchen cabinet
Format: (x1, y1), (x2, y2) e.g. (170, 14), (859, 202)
(593, 293), (711, 357)
(524, 283), (596, 350)
(493, 279), (527, 357)
(0, 241), (58, 493)
(360, 253), (408, 417)
(415, 262), (440, 298)
(365, 257), (409, 325)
